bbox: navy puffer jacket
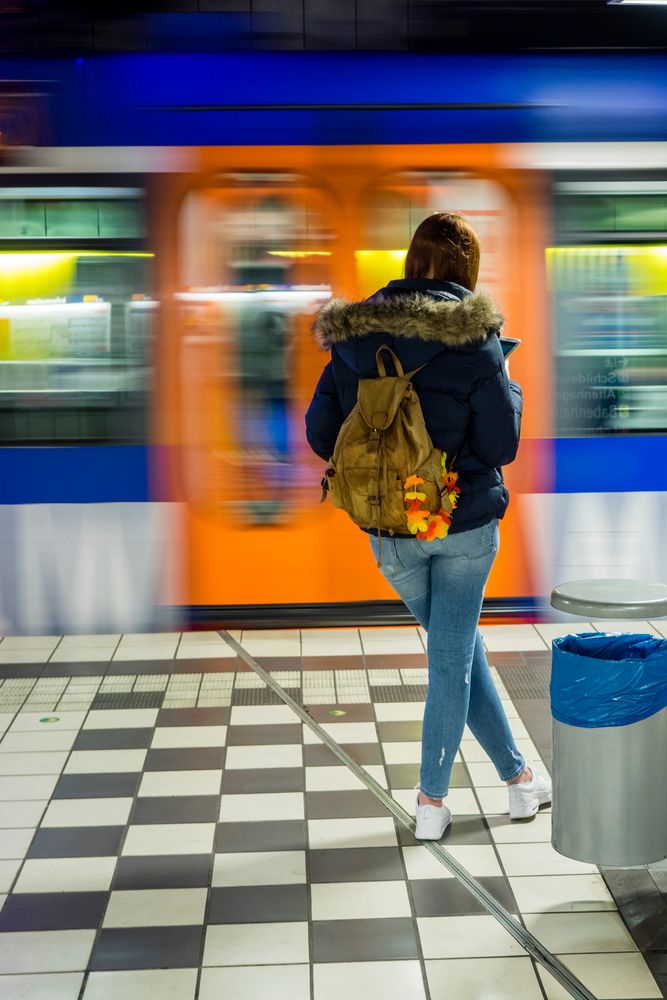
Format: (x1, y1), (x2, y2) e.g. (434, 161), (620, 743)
(305, 278), (523, 535)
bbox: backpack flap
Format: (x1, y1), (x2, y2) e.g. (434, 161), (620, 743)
(356, 375), (410, 432)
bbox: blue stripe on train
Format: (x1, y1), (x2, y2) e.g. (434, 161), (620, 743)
(0, 446), (149, 504)
(555, 436), (667, 494)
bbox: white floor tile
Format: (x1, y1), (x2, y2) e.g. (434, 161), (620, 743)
(212, 850), (307, 887)
(229, 706), (295, 726)
(176, 644), (236, 660)
(0, 858), (21, 892)
(120, 632), (181, 644)
(649, 619), (667, 637)
(0, 828), (34, 859)
(224, 745), (302, 770)
(238, 639), (301, 656)
(203, 922), (309, 966)
(50, 649), (114, 663)
(523, 912), (637, 954)
(122, 823), (215, 856)
(367, 670), (402, 686)
(1, 636), (60, 649)
(65, 750), (147, 774)
(138, 770), (222, 797)
(374, 702), (425, 722)
(15, 857), (117, 893)
(9, 712), (86, 733)
(41, 797), (133, 828)
(590, 619), (660, 636)
(150, 726), (227, 749)
(466, 761), (504, 786)
(509, 874), (616, 912)
(0, 752), (68, 775)
(425, 956), (542, 1000)
(0, 715), (14, 738)
(361, 639), (424, 654)
(219, 792), (304, 823)
(311, 880), (411, 920)
(59, 635), (120, 647)
(0, 730), (77, 753)
(0, 775), (58, 801)
(0, 972), (84, 999)
(314, 961), (426, 1000)
(538, 953), (662, 999)
(83, 710), (158, 731)
(487, 813), (553, 844)
(535, 623), (594, 643)
(497, 843), (598, 877)
(481, 632), (548, 653)
(83, 969), (198, 1000)
(303, 722), (378, 745)
(112, 647), (177, 661)
(402, 844), (501, 879)
(307, 817), (397, 850)
(0, 930), (96, 973)
(476, 786), (516, 815)
(103, 888), (207, 927)
(305, 765), (386, 791)
(383, 741), (422, 764)
(0, 800), (47, 828)
(418, 914), (526, 959)
(200, 965), (310, 1000)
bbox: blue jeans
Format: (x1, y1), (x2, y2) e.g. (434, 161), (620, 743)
(369, 520), (526, 799)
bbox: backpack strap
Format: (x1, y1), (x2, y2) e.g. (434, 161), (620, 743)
(375, 345), (429, 382)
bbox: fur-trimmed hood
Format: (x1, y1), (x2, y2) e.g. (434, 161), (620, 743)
(313, 285), (503, 352)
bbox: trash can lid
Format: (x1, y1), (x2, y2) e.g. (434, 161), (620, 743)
(551, 579), (667, 619)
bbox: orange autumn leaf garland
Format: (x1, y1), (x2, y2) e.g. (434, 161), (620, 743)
(402, 454), (460, 541)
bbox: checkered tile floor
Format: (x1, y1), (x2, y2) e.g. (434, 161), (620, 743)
(0, 625), (665, 1000)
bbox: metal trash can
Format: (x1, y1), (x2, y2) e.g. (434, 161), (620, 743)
(551, 631), (667, 867)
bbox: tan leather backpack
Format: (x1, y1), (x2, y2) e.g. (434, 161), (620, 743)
(320, 346), (456, 565)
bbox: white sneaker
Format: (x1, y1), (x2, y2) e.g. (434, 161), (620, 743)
(508, 767), (552, 820)
(414, 787), (452, 840)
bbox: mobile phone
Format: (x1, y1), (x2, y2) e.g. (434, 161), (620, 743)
(500, 337), (521, 358)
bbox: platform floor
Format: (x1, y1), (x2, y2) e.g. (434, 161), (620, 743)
(0, 623), (665, 1000)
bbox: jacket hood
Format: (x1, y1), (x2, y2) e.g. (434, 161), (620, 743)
(312, 285), (503, 352)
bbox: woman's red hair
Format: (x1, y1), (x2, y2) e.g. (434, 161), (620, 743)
(405, 212), (480, 290)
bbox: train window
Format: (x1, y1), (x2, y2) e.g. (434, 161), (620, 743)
(359, 172), (512, 305)
(551, 179), (667, 435)
(0, 186), (154, 445)
(177, 176), (334, 522)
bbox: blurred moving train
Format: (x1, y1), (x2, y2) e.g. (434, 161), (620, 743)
(0, 52), (666, 633)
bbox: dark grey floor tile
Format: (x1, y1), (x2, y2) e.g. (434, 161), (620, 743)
(306, 789), (388, 819)
(157, 707), (230, 727)
(208, 884), (308, 923)
(131, 796), (220, 825)
(301, 656), (365, 671)
(312, 917), (419, 963)
(73, 728), (154, 751)
(145, 747), (225, 771)
(215, 820), (307, 853)
(91, 692), (164, 711)
(603, 868), (659, 908)
(377, 721), (422, 742)
(650, 870), (667, 896)
(387, 761), (469, 790)
(0, 892), (108, 931)
(306, 704), (375, 722)
(226, 723), (302, 745)
(309, 847), (405, 882)
(232, 687), (298, 706)
(364, 654), (426, 669)
(304, 743), (383, 767)
(372, 684), (428, 703)
(257, 657), (302, 671)
(398, 814), (491, 847)
(620, 894), (667, 950)
(91, 926), (203, 970)
(171, 657), (239, 673)
(43, 662), (108, 677)
(113, 854), (212, 890)
(27, 826), (125, 859)
(52, 773), (141, 799)
(106, 661), (176, 675)
(410, 876), (518, 916)
(0, 665), (44, 679)
(222, 767), (304, 794)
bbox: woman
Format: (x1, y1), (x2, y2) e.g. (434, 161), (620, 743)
(305, 212), (551, 839)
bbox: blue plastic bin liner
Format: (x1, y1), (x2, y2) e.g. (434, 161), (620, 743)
(551, 632), (667, 729)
